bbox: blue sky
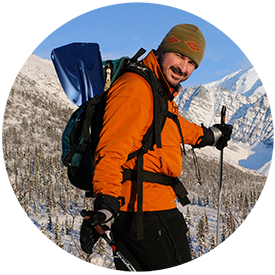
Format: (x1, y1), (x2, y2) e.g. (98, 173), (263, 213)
(0, 2), (275, 95)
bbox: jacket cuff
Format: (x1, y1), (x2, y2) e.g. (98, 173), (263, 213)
(192, 125), (214, 148)
(94, 193), (121, 216)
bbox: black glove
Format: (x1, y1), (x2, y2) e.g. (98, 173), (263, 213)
(212, 124), (233, 150)
(79, 193), (123, 254)
(80, 209), (113, 254)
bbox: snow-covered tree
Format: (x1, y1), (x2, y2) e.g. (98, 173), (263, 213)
(185, 207), (193, 226)
(196, 216), (206, 254)
(54, 216), (64, 249)
(209, 235), (216, 251)
(203, 212), (209, 235)
(2, 58), (268, 266)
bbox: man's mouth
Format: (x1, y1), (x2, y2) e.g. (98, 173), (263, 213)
(171, 67), (187, 77)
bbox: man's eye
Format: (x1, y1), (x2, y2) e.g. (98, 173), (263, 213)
(189, 61), (196, 68)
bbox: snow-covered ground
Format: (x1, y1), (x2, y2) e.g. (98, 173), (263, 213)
(1, 53), (270, 270)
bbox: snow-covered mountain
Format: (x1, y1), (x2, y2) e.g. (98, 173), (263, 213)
(175, 67), (273, 176)
(5, 53), (273, 178)
(9, 55), (273, 176)
(202, 67), (265, 97)
(16, 54), (76, 110)
(2, 53), (268, 266)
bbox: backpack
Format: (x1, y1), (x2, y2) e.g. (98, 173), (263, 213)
(53, 43), (190, 239)
(58, 46), (158, 190)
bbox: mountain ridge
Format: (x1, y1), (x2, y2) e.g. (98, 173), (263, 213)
(2, 53), (267, 265)
(202, 66), (265, 97)
(175, 66), (273, 176)
(5, 54), (273, 176)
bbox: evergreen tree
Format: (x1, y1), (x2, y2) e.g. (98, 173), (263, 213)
(41, 223), (47, 236)
(196, 217), (206, 255)
(204, 212), (209, 235)
(221, 215), (226, 242)
(47, 211), (53, 231)
(185, 207), (193, 226)
(54, 216), (64, 249)
(65, 216), (71, 236)
(209, 235), (216, 251)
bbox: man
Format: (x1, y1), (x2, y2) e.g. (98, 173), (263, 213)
(81, 24), (232, 270)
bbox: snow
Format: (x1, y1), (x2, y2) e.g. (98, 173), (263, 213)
(175, 66), (273, 176)
(18, 54), (77, 110)
(1, 53), (271, 271)
(202, 67), (265, 97)
(17, 54), (273, 177)
(257, 160), (271, 176)
(194, 139), (273, 177)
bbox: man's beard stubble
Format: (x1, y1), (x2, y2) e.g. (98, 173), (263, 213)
(157, 53), (186, 90)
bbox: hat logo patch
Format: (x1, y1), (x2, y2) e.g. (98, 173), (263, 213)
(184, 41), (201, 52)
(166, 35), (181, 45)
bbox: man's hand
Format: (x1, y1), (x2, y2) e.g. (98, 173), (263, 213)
(79, 209), (114, 254)
(81, 209), (114, 229)
(211, 124), (233, 150)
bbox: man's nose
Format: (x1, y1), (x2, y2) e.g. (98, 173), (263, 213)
(178, 60), (188, 76)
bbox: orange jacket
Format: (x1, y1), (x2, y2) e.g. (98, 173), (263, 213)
(93, 50), (204, 212)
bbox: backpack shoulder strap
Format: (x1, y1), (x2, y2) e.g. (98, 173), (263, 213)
(123, 61), (168, 151)
(121, 61), (169, 240)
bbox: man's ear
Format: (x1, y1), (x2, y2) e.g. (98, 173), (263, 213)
(155, 50), (163, 60)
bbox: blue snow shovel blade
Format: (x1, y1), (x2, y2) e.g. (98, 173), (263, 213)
(51, 43), (105, 106)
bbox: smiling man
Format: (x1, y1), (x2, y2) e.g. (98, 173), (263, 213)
(81, 24), (233, 271)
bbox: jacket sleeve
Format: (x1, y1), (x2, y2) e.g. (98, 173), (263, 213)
(92, 73), (153, 205)
(192, 125), (214, 148)
(177, 114), (214, 147)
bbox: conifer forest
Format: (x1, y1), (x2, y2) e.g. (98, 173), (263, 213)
(2, 71), (266, 269)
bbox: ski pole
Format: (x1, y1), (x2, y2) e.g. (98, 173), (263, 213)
(82, 213), (136, 272)
(216, 105), (226, 246)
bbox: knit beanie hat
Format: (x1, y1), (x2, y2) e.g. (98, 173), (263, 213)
(157, 24), (206, 68)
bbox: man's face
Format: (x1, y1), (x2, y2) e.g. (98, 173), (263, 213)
(157, 52), (196, 88)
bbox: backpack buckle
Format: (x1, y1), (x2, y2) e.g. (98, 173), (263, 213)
(140, 146), (149, 155)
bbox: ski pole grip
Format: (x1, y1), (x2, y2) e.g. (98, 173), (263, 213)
(82, 215), (105, 235)
(221, 105), (226, 125)
(84, 213), (105, 235)
(94, 224), (106, 235)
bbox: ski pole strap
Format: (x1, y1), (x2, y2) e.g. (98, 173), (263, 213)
(191, 147), (202, 185)
(161, 109), (186, 155)
(80, 217), (137, 272)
